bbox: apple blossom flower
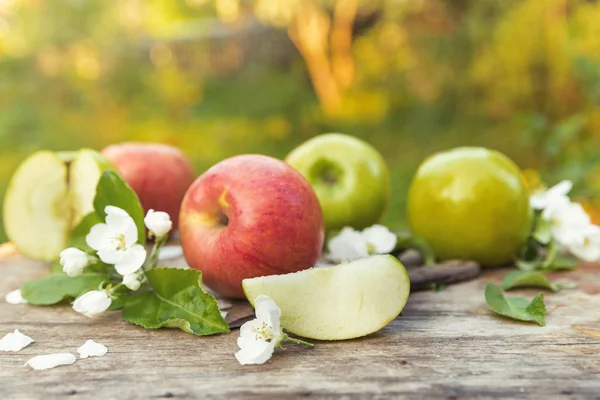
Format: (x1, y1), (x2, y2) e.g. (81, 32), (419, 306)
(235, 295), (282, 365)
(122, 271), (143, 291)
(362, 224), (398, 254)
(530, 180), (573, 210)
(327, 225), (397, 263)
(77, 340), (108, 359)
(568, 224), (600, 262)
(73, 290), (112, 318)
(543, 201), (591, 249)
(0, 329), (34, 352)
(532, 182), (600, 262)
(144, 209), (172, 238)
(59, 247), (92, 277)
(86, 206), (146, 276)
(26, 353), (77, 370)
(5, 289), (27, 305)
(327, 227), (369, 262)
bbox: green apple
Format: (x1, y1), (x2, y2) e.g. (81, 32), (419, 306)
(285, 133), (390, 231)
(407, 147), (532, 266)
(3, 149), (114, 261)
(242, 254), (410, 340)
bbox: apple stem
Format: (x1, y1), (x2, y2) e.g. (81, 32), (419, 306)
(280, 333), (313, 348)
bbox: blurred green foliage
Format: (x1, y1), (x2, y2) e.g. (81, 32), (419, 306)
(1, 0), (600, 243)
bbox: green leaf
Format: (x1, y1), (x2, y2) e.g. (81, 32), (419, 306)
(543, 254), (578, 271)
(108, 285), (131, 310)
(122, 268), (229, 335)
(50, 261), (63, 274)
(21, 273), (109, 305)
(485, 283), (546, 326)
(515, 258), (541, 271)
(93, 171), (145, 245)
(502, 270), (560, 292)
(532, 217), (552, 245)
(68, 212), (102, 249)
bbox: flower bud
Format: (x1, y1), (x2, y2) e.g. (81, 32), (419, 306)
(59, 248), (89, 277)
(144, 209), (172, 238)
(73, 290), (111, 318)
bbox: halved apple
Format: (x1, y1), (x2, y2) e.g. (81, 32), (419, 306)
(242, 254), (411, 340)
(3, 149), (113, 261)
(68, 149), (115, 226)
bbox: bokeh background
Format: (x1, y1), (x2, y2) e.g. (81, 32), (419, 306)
(1, 0), (599, 243)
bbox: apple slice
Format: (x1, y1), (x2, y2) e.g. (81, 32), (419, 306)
(3, 151), (71, 261)
(69, 149), (115, 226)
(3, 149), (113, 261)
(242, 254), (410, 340)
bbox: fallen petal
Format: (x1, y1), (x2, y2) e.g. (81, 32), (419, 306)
(0, 329), (34, 352)
(5, 289), (27, 305)
(220, 310), (229, 319)
(26, 353), (76, 370)
(77, 339), (108, 359)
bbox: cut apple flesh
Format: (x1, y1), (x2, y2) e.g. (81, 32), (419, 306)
(242, 254), (411, 340)
(3, 149), (113, 261)
(3, 151), (71, 261)
(69, 149), (113, 226)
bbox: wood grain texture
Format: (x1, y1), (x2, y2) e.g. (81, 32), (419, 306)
(1, 247), (600, 400)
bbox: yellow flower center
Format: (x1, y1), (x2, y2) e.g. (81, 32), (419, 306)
(252, 321), (274, 342)
(112, 234), (127, 250)
(366, 242), (375, 254)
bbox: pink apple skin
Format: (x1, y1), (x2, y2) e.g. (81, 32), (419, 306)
(179, 154), (325, 299)
(101, 142), (196, 228)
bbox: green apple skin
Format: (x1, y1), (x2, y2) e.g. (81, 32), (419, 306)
(407, 147), (532, 266)
(242, 254), (410, 340)
(286, 133), (390, 231)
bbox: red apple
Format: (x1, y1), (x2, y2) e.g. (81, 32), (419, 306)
(101, 142), (196, 228)
(179, 154), (325, 298)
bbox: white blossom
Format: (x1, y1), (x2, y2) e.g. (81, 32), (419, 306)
(86, 206), (146, 276)
(5, 289), (27, 305)
(327, 227), (369, 262)
(144, 209), (173, 238)
(362, 224), (398, 254)
(568, 224), (600, 262)
(122, 271), (143, 291)
(533, 181), (600, 262)
(530, 180), (573, 210)
(77, 340), (108, 359)
(59, 247), (90, 277)
(73, 290), (112, 318)
(235, 295), (282, 365)
(546, 202), (591, 249)
(0, 329), (34, 352)
(327, 225), (397, 263)
(25, 353), (76, 370)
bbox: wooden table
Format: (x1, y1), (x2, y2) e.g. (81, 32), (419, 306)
(1, 243), (599, 399)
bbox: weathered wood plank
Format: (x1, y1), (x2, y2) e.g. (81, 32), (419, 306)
(1, 247), (600, 399)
